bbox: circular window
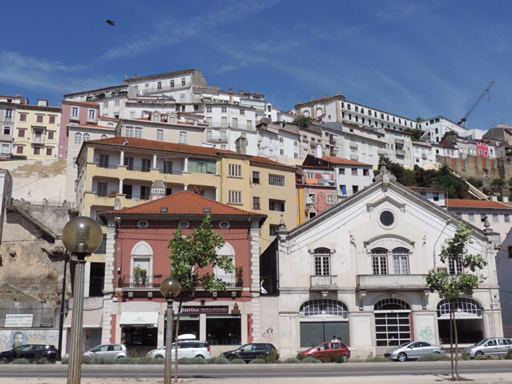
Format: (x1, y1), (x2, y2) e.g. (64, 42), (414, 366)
(379, 211), (395, 227)
(219, 221), (230, 229)
(137, 220), (149, 229)
(178, 221), (190, 229)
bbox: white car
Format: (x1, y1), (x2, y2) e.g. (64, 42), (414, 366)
(147, 335), (210, 360)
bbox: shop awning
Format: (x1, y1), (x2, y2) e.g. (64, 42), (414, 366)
(119, 312), (158, 327)
(64, 308), (103, 328)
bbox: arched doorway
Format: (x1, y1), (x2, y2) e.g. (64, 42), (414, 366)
(437, 298), (483, 344)
(374, 298), (411, 347)
(299, 299), (349, 348)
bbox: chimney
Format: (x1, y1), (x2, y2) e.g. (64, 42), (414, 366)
(316, 144), (323, 158)
(150, 181), (166, 200)
(229, 89), (233, 102)
(38, 99), (48, 107)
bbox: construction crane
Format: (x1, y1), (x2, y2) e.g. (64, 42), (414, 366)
(457, 80), (495, 127)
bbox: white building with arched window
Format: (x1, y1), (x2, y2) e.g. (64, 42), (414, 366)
(261, 166), (503, 359)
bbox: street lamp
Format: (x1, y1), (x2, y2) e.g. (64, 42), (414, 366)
(62, 217), (103, 384)
(160, 278), (181, 384)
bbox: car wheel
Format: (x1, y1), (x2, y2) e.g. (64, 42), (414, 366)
(0, 358), (9, 364)
(397, 352), (407, 362)
(228, 355), (235, 361)
(341, 355), (348, 363)
(155, 355), (164, 359)
(195, 355), (205, 359)
(475, 351), (484, 357)
(117, 356), (125, 359)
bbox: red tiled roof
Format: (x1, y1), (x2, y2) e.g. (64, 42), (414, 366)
(407, 186), (445, 192)
(446, 199), (512, 210)
(62, 100), (100, 107)
(321, 155), (371, 167)
(100, 117), (119, 121)
(87, 137), (232, 157)
(250, 156), (295, 169)
(100, 191), (267, 217)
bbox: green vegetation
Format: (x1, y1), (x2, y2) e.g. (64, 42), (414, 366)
(293, 116), (314, 128)
(467, 177), (483, 189)
(376, 157), (470, 199)
(417, 353), (449, 361)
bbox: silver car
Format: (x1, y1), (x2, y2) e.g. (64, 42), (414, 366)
(146, 340), (211, 360)
(463, 338), (512, 359)
(82, 344), (128, 360)
(384, 341), (446, 362)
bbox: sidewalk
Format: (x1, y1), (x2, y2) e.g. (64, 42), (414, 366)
(1, 374), (512, 384)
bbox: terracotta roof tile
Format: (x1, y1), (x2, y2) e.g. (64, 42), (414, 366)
(446, 199), (512, 210)
(100, 191), (267, 217)
(250, 156), (295, 169)
(321, 155), (371, 167)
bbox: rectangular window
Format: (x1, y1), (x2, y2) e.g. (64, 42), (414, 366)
(99, 154), (110, 168)
(247, 120), (253, 129)
(468, 213), (475, 222)
(253, 171), (260, 184)
(188, 158), (216, 174)
(221, 117), (227, 128)
(327, 195), (335, 205)
(493, 214), (499, 223)
(228, 163), (242, 177)
(171, 80), (175, 87)
(373, 256), (387, 275)
(5, 109), (12, 119)
(433, 193), (439, 201)
(19, 113), (27, 122)
(253, 197), (260, 210)
(3, 126), (10, 135)
(338, 168), (345, 175)
(222, 107), (227, 113)
(46, 147), (53, 156)
(269, 174), (285, 187)
(157, 129), (164, 141)
(351, 168), (358, 176)
(115, 100), (120, 107)
(16, 145), (24, 154)
(363, 169), (369, 176)
(48, 131), (54, 140)
(228, 190), (242, 204)
(449, 257), (463, 275)
(97, 182), (108, 197)
(88, 109), (96, 120)
(36, 115), (44, 123)
(181, 78), (185, 86)
(179, 131), (187, 143)
(130, 111), (135, 119)
(135, 127), (142, 138)
(393, 256), (409, 274)
(232, 118), (238, 128)
(124, 157), (134, 170)
(141, 186), (151, 199)
(49, 115), (56, 124)
(315, 255), (330, 276)
(103, 101), (108, 108)
(240, 109), (245, 115)
(125, 126), (134, 137)
(157, 81), (162, 90)
(206, 106), (212, 113)
(340, 185), (347, 195)
(269, 199), (285, 212)
(505, 214), (510, 223)
(141, 158), (151, 172)
(163, 161), (173, 174)
(31, 146), (39, 155)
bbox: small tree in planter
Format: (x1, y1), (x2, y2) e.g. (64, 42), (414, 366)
(133, 266), (148, 286)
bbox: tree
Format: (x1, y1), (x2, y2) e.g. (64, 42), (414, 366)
(426, 223), (487, 381)
(293, 116), (314, 128)
(491, 178), (505, 196)
(167, 215), (235, 381)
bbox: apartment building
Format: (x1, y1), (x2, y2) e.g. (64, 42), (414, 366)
(14, 100), (61, 160)
(75, 137), (296, 251)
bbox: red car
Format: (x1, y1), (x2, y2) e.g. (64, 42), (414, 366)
(300, 341), (350, 362)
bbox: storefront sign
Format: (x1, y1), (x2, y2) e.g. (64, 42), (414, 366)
(5, 314), (33, 328)
(182, 306), (229, 314)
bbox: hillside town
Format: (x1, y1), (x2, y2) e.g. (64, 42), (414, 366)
(0, 69), (511, 361)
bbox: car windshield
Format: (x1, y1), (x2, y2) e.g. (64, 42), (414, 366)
(399, 342), (411, 347)
(474, 339), (488, 346)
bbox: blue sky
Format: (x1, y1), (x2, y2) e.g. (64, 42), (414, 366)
(2, 0), (511, 130)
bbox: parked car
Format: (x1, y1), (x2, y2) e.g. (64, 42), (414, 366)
(384, 341), (446, 362)
(462, 338), (512, 359)
(0, 344), (58, 363)
(82, 344), (128, 360)
(220, 343), (278, 363)
(146, 340), (211, 359)
(300, 341), (350, 362)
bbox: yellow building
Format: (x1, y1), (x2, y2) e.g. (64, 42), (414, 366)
(14, 101), (61, 160)
(76, 137), (297, 250)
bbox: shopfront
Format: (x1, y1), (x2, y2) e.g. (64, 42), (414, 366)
(119, 312), (159, 355)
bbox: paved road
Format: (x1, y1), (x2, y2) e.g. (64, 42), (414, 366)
(0, 361), (510, 379)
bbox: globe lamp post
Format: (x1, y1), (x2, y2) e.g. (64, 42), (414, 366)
(62, 217), (103, 384)
(160, 278), (181, 384)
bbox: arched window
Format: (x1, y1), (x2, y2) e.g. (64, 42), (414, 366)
(74, 132), (82, 145)
(83, 133), (90, 142)
(300, 299), (348, 319)
(437, 298), (481, 318)
(100, 134), (108, 139)
(314, 248), (331, 276)
(372, 248), (387, 275)
(130, 242), (154, 287)
(374, 298), (411, 346)
(392, 248), (409, 275)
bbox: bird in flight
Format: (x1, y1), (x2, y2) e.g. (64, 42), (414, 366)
(106, 19), (115, 26)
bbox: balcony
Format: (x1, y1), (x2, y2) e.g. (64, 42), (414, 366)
(396, 149), (406, 156)
(118, 274), (243, 291)
(329, 135), (338, 143)
(349, 142), (358, 150)
(395, 138), (404, 145)
(208, 136), (228, 143)
(32, 135), (45, 144)
(350, 154), (358, 161)
(378, 149), (386, 156)
(310, 275), (338, 291)
(357, 274), (427, 291)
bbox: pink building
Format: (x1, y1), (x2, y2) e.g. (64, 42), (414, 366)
(476, 141), (490, 158)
